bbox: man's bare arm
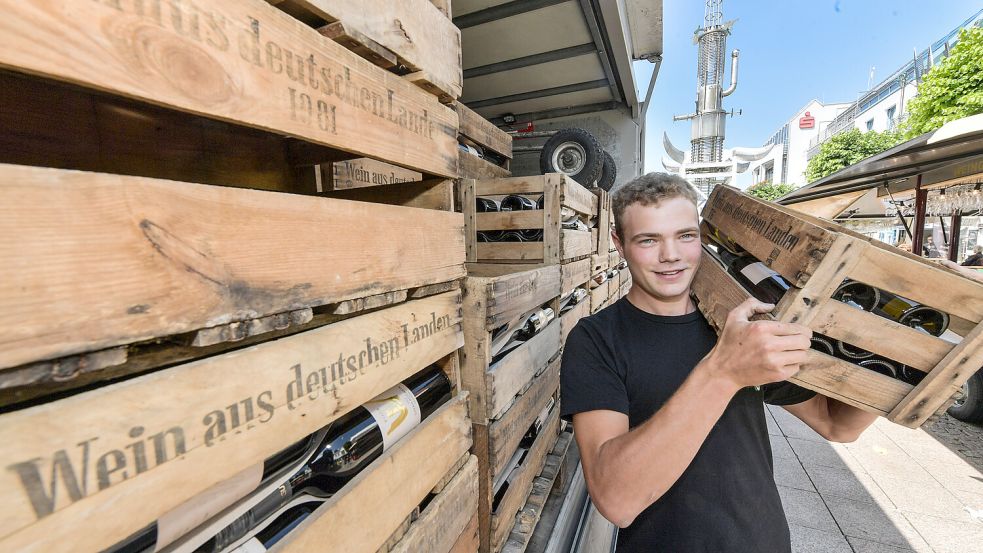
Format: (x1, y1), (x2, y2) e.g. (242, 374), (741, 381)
(573, 298), (812, 527)
(782, 394), (877, 443)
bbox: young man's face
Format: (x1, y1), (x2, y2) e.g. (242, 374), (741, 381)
(613, 197), (702, 314)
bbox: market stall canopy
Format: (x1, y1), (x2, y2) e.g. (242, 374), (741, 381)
(453, 0), (663, 125)
(779, 113), (983, 219)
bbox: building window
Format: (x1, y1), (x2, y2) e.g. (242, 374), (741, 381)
(886, 105), (897, 128)
(866, 118), (874, 131)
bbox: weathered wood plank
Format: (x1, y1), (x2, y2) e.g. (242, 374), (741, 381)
(450, 513), (480, 553)
(561, 299), (590, 345)
(485, 323), (561, 421)
(389, 455), (479, 553)
(460, 151), (511, 179)
(277, 395), (472, 552)
(559, 174), (597, 218)
(485, 357), (559, 480)
(476, 242), (546, 263)
(0, 293), (464, 552)
(476, 211), (546, 231)
(560, 230), (593, 261)
(480, 265), (561, 330)
(327, 158), (423, 190)
(323, 178), (455, 211)
(288, 0), (462, 99)
(456, 102), (512, 159)
(0, 163), (465, 369)
(560, 258), (591, 298)
(0, 0), (458, 176)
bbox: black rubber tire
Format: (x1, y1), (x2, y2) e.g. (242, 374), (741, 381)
(597, 150), (617, 191)
(539, 128), (603, 186)
(948, 369), (983, 422)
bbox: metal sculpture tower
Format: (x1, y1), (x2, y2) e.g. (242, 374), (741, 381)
(663, 0), (771, 198)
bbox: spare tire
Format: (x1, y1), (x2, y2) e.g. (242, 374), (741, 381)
(597, 150), (617, 191)
(539, 128), (603, 186)
(948, 369), (983, 423)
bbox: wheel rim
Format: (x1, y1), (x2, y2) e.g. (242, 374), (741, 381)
(953, 382), (969, 408)
(551, 141), (587, 175)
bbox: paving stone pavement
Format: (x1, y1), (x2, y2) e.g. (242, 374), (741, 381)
(766, 405), (983, 553)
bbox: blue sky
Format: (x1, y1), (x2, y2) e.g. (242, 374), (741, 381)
(635, 1), (981, 178)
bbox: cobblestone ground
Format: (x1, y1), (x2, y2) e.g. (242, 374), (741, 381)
(924, 414), (983, 473)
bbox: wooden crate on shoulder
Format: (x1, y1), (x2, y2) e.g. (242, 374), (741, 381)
(461, 264), (563, 424)
(474, 383), (562, 553)
(697, 185), (983, 428)
(462, 175), (597, 264)
(457, 102), (512, 180)
(0, 291), (465, 552)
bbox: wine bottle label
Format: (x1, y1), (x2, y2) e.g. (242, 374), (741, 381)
(363, 383), (422, 451)
(234, 537), (267, 553)
(739, 262), (780, 285)
(154, 462), (264, 551)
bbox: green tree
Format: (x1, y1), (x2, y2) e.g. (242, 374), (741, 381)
(805, 128), (902, 182)
(903, 27), (983, 138)
(746, 182), (795, 201)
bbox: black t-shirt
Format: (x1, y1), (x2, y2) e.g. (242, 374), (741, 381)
(560, 297), (815, 553)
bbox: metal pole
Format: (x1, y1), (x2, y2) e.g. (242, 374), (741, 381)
(912, 175), (927, 256)
(948, 213), (963, 262)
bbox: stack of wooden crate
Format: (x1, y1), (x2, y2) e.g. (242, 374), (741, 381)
(0, 1), (479, 552)
(693, 185), (983, 429)
(587, 190), (629, 312)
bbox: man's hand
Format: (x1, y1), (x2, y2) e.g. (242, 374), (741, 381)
(703, 298), (813, 392)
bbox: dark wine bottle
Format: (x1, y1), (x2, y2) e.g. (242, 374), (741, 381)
(194, 367), (451, 553)
(703, 223), (745, 255)
(810, 335), (836, 356)
(475, 198), (505, 243)
(858, 358), (899, 379)
(832, 280), (880, 312)
(559, 288), (589, 315)
(876, 291), (949, 336)
(835, 340), (875, 360)
(899, 365), (926, 386)
(106, 430), (318, 553)
(515, 308), (555, 341)
(231, 501), (319, 553)
(500, 195), (542, 240)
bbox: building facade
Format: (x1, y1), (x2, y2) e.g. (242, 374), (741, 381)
(749, 100), (851, 187)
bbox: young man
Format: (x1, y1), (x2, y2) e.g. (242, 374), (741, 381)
(560, 173), (878, 552)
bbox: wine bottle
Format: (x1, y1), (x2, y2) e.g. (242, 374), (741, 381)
(875, 291), (950, 336)
(832, 280), (880, 312)
(500, 195), (542, 241)
(490, 307), (556, 363)
(475, 198), (505, 243)
(835, 340), (875, 360)
(590, 272), (608, 288)
(810, 335), (836, 356)
(858, 358), (899, 379)
(559, 288), (589, 315)
(703, 222), (745, 255)
(714, 248), (790, 304)
(515, 308), (555, 341)
(107, 429), (319, 553)
(194, 367), (451, 553)
(606, 268), (620, 281)
(898, 365), (926, 386)
(231, 500), (320, 553)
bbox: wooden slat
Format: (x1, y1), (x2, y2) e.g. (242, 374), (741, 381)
(474, 177), (548, 197)
(559, 174), (597, 217)
(317, 20), (398, 69)
(460, 151), (511, 179)
(298, 0), (464, 101)
(462, 179), (480, 263)
(485, 357), (560, 480)
(560, 230), (593, 261)
(701, 185), (837, 287)
(560, 258), (591, 298)
(848, 245), (983, 325)
(889, 320), (983, 427)
(0, 0), (458, 177)
(485, 322), (561, 421)
(0, 163), (464, 370)
(487, 408), (560, 553)
(323, 178), (454, 210)
(476, 211), (546, 231)
(590, 282), (609, 313)
(450, 513), (480, 553)
(809, 299), (952, 372)
(482, 265), (562, 330)
(0, 293), (464, 552)
(561, 300), (591, 345)
(389, 455), (479, 553)
(277, 396), (472, 552)
(456, 102), (512, 159)
(543, 176), (561, 265)
(327, 158), (422, 190)
(476, 242), (546, 263)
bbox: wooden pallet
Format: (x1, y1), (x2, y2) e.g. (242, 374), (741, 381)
(0, 294), (464, 552)
(0, 164), (465, 374)
(462, 175), (598, 264)
(697, 185), (983, 428)
(499, 429), (575, 553)
(477, 397), (562, 553)
(462, 264), (563, 424)
(0, 0), (458, 178)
